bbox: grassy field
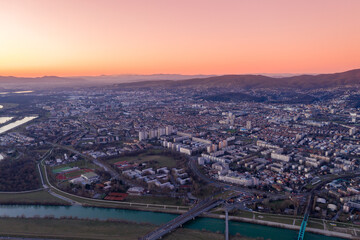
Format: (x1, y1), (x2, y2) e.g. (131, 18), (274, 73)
(108, 152), (177, 168)
(52, 166), (73, 173)
(229, 210), (254, 219)
(230, 210), (304, 226)
(52, 159), (98, 172)
(307, 220), (325, 229)
(0, 217), (255, 240)
(0, 190), (68, 205)
(230, 209), (360, 233)
(62, 169), (93, 179)
(255, 214), (295, 225)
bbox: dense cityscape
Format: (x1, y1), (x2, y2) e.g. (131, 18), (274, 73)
(2, 84), (360, 239)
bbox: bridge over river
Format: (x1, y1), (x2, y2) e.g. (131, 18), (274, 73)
(140, 198), (224, 240)
(297, 192), (315, 240)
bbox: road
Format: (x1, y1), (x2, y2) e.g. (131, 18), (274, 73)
(37, 148), (53, 189)
(47, 189), (80, 205)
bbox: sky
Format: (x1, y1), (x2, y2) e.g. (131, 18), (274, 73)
(0, 0), (359, 77)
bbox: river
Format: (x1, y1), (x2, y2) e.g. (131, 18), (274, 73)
(0, 205), (346, 240)
(0, 116), (37, 134)
(0, 91), (33, 94)
(0, 117), (13, 124)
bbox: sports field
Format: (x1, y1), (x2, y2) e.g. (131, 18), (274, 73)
(55, 168), (94, 180)
(52, 166), (72, 174)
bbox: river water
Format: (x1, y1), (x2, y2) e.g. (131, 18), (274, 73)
(0, 117), (13, 124)
(0, 205), (346, 240)
(0, 116), (37, 134)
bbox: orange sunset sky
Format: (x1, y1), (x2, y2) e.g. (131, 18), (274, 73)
(0, 0), (359, 77)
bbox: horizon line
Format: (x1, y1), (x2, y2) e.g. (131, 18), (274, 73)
(1, 67), (359, 79)
(0, 72), (327, 79)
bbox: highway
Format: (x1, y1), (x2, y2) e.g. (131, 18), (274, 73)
(140, 198), (224, 240)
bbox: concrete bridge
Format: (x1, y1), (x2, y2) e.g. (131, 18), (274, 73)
(140, 198), (224, 240)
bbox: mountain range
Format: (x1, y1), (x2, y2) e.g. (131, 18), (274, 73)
(0, 74), (213, 90)
(1, 69), (360, 90)
(115, 69), (360, 90)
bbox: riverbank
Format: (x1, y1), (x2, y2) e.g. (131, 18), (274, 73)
(205, 213), (356, 240)
(0, 190), (355, 239)
(0, 204), (349, 240)
(0, 217), (255, 240)
(0, 190), (69, 205)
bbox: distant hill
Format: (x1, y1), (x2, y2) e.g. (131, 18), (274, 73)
(114, 69), (360, 90)
(75, 74), (215, 83)
(0, 76), (87, 90)
(202, 92), (267, 102)
(0, 74), (214, 90)
(1, 69), (360, 90)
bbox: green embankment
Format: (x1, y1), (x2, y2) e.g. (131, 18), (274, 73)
(0, 190), (68, 205)
(0, 217), (254, 240)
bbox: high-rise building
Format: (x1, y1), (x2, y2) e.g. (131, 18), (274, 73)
(246, 121), (252, 130)
(165, 126), (173, 135)
(139, 131), (147, 141)
(227, 112), (235, 126)
(222, 140), (228, 148)
(218, 140), (228, 149)
(212, 144), (218, 152)
(149, 129), (157, 139)
(350, 127), (357, 136)
(157, 127), (166, 138)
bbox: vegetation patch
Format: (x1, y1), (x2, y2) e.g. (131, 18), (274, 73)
(0, 190), (68, 205)
(0, 158), (40, 191)
(107, 150), (180, 169)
